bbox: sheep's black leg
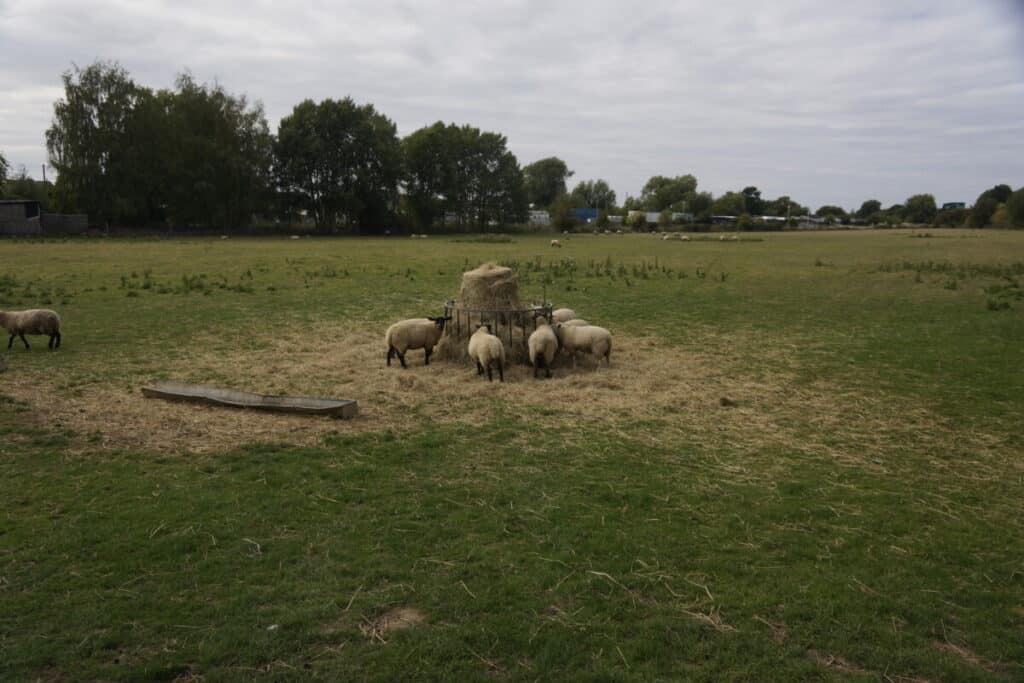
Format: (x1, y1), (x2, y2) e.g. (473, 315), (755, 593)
(387, 346), (394, 366)
(398, 351), (408, 369)
(7, 334), (13, 350)
(497, 361), (504, 383)
(48, 335), (54, 350)
(19, 333), (29, 350)
(533, 361), (539, 378)
(476, 361), (484, 375)
(486, 364), (493, 382)
(424, 347), (432, 366)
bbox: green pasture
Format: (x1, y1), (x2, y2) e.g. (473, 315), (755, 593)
(1, 229), (1022, 681)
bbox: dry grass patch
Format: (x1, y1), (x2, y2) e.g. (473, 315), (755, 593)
(2, 321), (1011, 479)
(359, 607), (427, 643)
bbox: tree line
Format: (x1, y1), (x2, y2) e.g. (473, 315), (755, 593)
(2, 60), (1021, 231)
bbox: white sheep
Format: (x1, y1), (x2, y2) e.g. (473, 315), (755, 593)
(528, 317), (558, 379)
(551, 308), (577, 323)
(0, 309), (62, 350)
(550, 239), (562, 248)
(553, 322), (612, 367)
(680, 235), (691, 241)
(561, 318), (589, 327)
(384, 316), (449, 368)
(468, 324), (505, 382)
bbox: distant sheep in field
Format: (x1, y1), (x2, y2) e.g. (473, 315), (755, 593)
(553, 322), (612, 367)
(681, 235), (691, 241)
(468, 324), (505, 382)
(550, 239), (562, 248)
(385, 316), (450, 368)
(551, 308), (577, 323)
(0, 309), (62, 350)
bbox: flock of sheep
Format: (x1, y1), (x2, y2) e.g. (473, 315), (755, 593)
(384, 308), (612, 382)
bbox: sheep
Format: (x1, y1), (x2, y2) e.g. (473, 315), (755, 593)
(553, 322), (612, 367)
(680, 235), (691, 241)
(550, 239), (562, 248)
(562, 318), (589, 327)
(551, 308), (577, 324)
(385, 316), (450, 368)
(527, 317), (558, 379)
(468, 324), (505, 382)
(0, 309), (62, 350)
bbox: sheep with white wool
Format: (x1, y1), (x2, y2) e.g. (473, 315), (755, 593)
(527, 317), (558, 379)
(550, 239), (562, 248)
(468, 324), (505, 382)
(553, 322), (612, 367)
(385, 316), (450, 368)
(0, 309), (62, 350)
(551, 308), (577, 323)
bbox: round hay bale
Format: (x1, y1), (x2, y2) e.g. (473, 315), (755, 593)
(456, 262), (522, 310)
(436, 262), (540, 363)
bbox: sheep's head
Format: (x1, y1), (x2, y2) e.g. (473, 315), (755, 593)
(428, 315), (450, 331)
(473, 323), (492, 335)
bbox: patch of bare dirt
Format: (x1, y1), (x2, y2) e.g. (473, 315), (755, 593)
(806, 648), (867, 675)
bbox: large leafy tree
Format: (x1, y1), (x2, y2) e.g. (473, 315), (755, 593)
(856, 199), (882, 220)
(741, 186), (763, 215)
(523, 157), (572, 209)
(1007, 188), (1024, 228)
(46, 61), (146, 223)
(904, 193), (937, 224)
(816, 205), (848, 221)
(402, 122), (526, 230)
(711, 191), (745, 216)
(568, 179), (616, 209)
(969, 184), (1013, 227)
(161, 74), (273, 230)
(275, 97), (401, 232)
(640, 174), (697, 212)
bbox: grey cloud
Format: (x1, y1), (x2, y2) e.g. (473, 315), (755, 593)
(1, 0), (1022, 209)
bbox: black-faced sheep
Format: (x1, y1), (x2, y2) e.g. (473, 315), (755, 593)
(468, 324), (505, 382)
(553, 322), (612, 367)
(0, 309), (62, 350)
(528, 317), (558, 379)
(385, 316), (449, 368)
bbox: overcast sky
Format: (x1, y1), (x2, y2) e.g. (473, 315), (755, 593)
(2, 0), (1022, 210)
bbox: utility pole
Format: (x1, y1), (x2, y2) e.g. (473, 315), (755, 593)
(41, 164), (47, 184)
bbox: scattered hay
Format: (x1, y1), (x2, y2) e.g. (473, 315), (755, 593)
(3, 319), (1016, 487)
(359, 607), (426, 642)
(932, 640), (994, 671)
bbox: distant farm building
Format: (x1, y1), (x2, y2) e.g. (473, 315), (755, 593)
(572, 208), (599, 223)
(528, 210), (550, 226)
(0, 200), (88, 236)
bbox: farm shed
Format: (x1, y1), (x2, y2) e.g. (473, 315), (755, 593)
(0, 200), (42, 235)
(0, 200), (88, 236)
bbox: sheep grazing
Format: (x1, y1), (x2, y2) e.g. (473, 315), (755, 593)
(527, 317), (558, 378)
(468, 324), (505, 382)
(551, 308), (577, 324)
(680, 235), (691, 241)
(553, 322), (612, 367)
(0, 309), (62, 350)
(550, 239), (562, 248)
(385, 316), (450, 368)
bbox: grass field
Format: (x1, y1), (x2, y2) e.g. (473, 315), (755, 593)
(1, 229), (1023, 681)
